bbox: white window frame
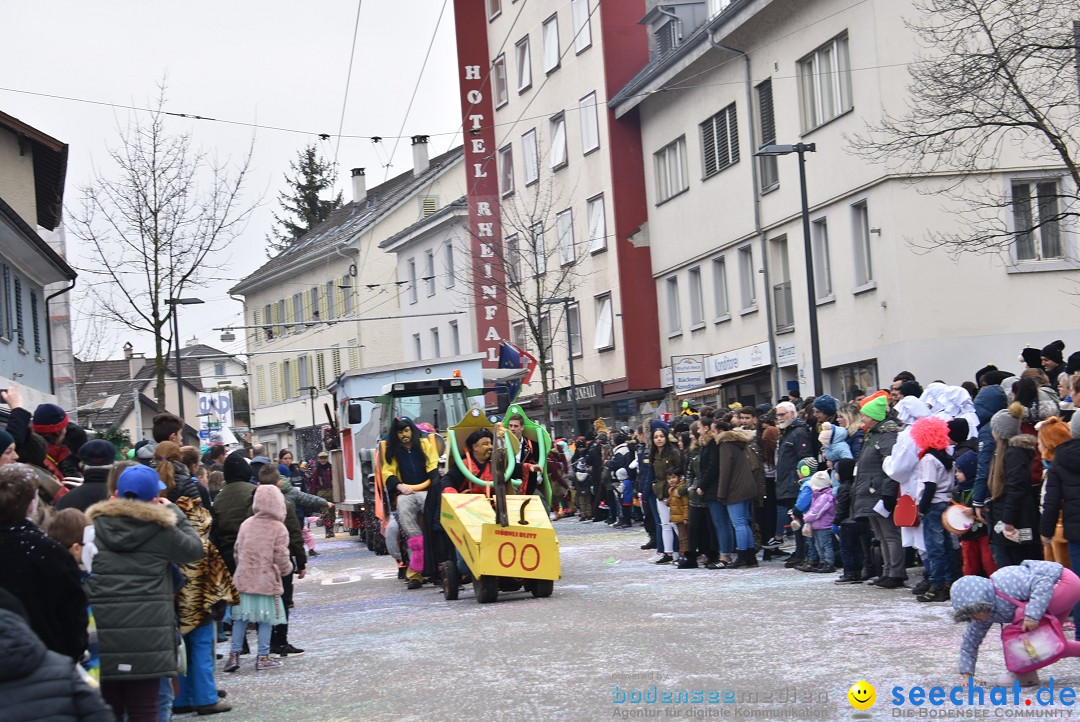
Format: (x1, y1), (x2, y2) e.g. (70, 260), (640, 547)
(556, 208), (575, 265)
(593, 293), (614, 350)
(505, 234), (523, 284)
(571, 0), (592, 54)
(700, 103), (739, 178)
(499, 144), (515, 197)
(487, 0), (501, 21)
(709, 0), (732, 16)
(413, 333), (422, 360)
(530, 222), (546, 277)
(665, 276), (681, 337)
(586, 194), (606, 253)
(851, 200), (875, 291)
(756, 78), (779, 193)
(449, 320), (461, 355)
(539, 312), (553, 363)
(579, 92), (600, 154)
(408, 258), (418, 304)
(511, 319), (528, 352)
(798, 33), (853, 132)
(811, 217), (834, 302)
(655, 136), (688, 203)
(542, 14), (560, 73)
(712, 256), (730, 322)
(737, 245), (757, 312)
(515, 36), (532, 93)
(688, 266), (705, 328)
(444, 242), (456, 288)
(549, 113), (567, 170)
(431, 327), (441, 357)
(1008, 175), (1072, 270)
(567, 302), (582, 357)
(425, 250), (436, 297)
(522, 129), (539, 186)
(492, 54), (509, 109)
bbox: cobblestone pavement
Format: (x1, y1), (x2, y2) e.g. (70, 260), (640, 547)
(194, 519), (1080, 721)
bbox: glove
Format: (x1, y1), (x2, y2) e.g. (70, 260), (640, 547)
(918, 483), (937, 516)
(882, 495), (896, 513)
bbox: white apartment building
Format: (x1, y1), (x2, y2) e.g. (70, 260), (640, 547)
(456, 0), (666, 436)
(181, 341), (247, 390)
(610, 0), (1079, 406)
(230, 141), (465, 457)
(378, 198), (476, 361)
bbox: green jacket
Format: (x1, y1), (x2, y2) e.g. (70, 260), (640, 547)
(85, 499), (203, 681)
(211, 481), (256, 552)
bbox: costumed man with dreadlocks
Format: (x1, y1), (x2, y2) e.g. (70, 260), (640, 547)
(381, 417), (440, 590)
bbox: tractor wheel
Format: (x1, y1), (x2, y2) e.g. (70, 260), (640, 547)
(441, 561), (459, 601)
(474, 575), (499, 604)
(363, 507), (388, 556)
(530, 579), (554, 598)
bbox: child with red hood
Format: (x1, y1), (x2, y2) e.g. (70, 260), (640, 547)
(911, 416), (959, 602)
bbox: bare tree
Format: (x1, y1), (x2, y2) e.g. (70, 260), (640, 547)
(849, 0), (1080, 256)
(451, 175), (592, 426)
(70, 82), (257, 410)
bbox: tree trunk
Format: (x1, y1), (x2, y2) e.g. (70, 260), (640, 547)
(153, 308), (166, 411)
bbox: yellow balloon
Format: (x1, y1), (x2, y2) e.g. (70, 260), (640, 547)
(847, 680), (876, 711)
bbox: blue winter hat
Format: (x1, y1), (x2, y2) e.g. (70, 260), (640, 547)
(116, 464), (166, 502)
(812, 395), (838, 417)
(950, 575), (996, 621)
(277, 463), (291, 478)
(954, 451), (977, 481)
(79, 439), (117, 466)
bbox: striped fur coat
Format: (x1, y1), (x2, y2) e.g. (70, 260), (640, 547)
(174, 496), (239, 635)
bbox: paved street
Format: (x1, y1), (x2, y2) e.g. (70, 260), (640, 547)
(199, 520), (1079, 721)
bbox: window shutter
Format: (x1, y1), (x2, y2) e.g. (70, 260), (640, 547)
(728, 106), (739, 165)
(715, 113), (729, 170)
(422, 197), (438, 217)
(702, 118), (717, 177)
(290, 361), (300, 398)
(317, 353), (326, 388)
(332, 348), (342, 378)
(348, 343), (360, 370)
(30, 290), (40, 356)
(759, 79), (775, 146)
(269, 362), (280, 401)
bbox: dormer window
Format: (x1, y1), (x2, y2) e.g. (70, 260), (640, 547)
(656, 20), (680, 57)
(639, 2), (707, 61)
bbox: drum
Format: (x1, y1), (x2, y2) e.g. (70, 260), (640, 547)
(942, 503), (974, 535)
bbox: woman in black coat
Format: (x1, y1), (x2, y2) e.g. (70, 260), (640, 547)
(987, 429), (1042, 568)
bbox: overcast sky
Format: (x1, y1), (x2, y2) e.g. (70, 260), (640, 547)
(1, 0), (461, 363)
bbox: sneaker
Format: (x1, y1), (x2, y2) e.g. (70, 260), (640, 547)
(308, 548), (318, 557)
(406, 579), (423, 590)
(834, 575), (863, 584)
(281, 644), (304, 656)
(875, 576), (905, 589)
(910, 579), (931, 595)
(676, 558), (699, 569)
(763, 537), (784, 549)
(813, 564), (836, 573)
(256, 655), (283, 671)
(654, 554), (673, 564)
(917, 585), (950, 603)
(223, 653), (240, 673)
(783, 556), (805, 569)
(324, 530), (335, 539)
(195, 701), (233, 716)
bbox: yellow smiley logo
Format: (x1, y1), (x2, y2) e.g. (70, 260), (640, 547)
(848, 680), (876, 710)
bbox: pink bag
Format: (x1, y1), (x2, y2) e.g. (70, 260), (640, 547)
(996, 590), (1068, 675)
(407, 535), (425, 574)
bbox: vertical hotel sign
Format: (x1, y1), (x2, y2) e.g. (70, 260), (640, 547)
(454, 0), (509, 367)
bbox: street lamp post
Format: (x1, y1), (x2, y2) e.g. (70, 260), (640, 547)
(753, 143), (822, 396)
(541, 296), (578, 436)
(301, 385), (319, 429)
(165, 297), (205, 419)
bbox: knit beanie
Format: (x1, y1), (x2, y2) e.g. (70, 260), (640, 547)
(1037, 417), (1072, 461)
(954, 451), (977, 480)
(947, 418), (970, 444)
(813, 394), (838, 417)
(809, 470), (832, 490)
(818, 421), (834, 447)
(899, 380), (923, 398)
(834, 458), (855, 483)
(1042, 340), (1065, 365)
(224, 449), (252, 483)
(1020, 347), (1043, 369)
(1067, 352), (1080, 376)
(974, 364), (998, 386)
(859, 390), (889, 422)
(989, 408), (1022, 440)
(0, 428), (13, 452)
(31, 403), (69, 434)
(78, 439), (117, 466)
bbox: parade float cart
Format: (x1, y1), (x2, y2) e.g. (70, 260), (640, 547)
(439, 407), (561, 603)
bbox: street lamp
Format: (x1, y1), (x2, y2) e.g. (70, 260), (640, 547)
(753, 143), (822, 396)
(541, 296), (579, 436)
(301, 385), (319, 429)
(165, 297), (204, 419)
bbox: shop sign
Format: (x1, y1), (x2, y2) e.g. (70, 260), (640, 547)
(547, 381), (602, 406)
(777, 341), (798, 368)
(671, 355), (706, 393)
(705, 342), (771, 378)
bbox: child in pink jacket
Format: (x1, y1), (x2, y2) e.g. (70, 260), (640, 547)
(802, 471), (837, 573)
(223, 484), (292, 673)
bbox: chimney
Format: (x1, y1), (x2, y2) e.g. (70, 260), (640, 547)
(351, 168), (366, 204)
(411, 135), (430, 175)
(123, 342), (133, 360)
(128, 352), (146, 377)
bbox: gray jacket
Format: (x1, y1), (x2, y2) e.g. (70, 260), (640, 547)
(0, 609), (113, 722)
(852, 420), (903, 518)
(85, 499), (204, 681)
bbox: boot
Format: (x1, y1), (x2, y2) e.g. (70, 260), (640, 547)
(223, 653), (240, 673)
(917, 584), (950, 602)
(910, 578), (932, 595)
(784, 555), (805, 569)
(676, 556), (699, 569)
(640, 537), (657, 550)
(195, 701), (233, 716)
(727, 549), (757, 569)
(812, 563), (836, 573)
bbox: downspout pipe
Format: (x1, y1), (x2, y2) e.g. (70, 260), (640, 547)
(45, 276), (76, 397)
(708, 33), (780, 402)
